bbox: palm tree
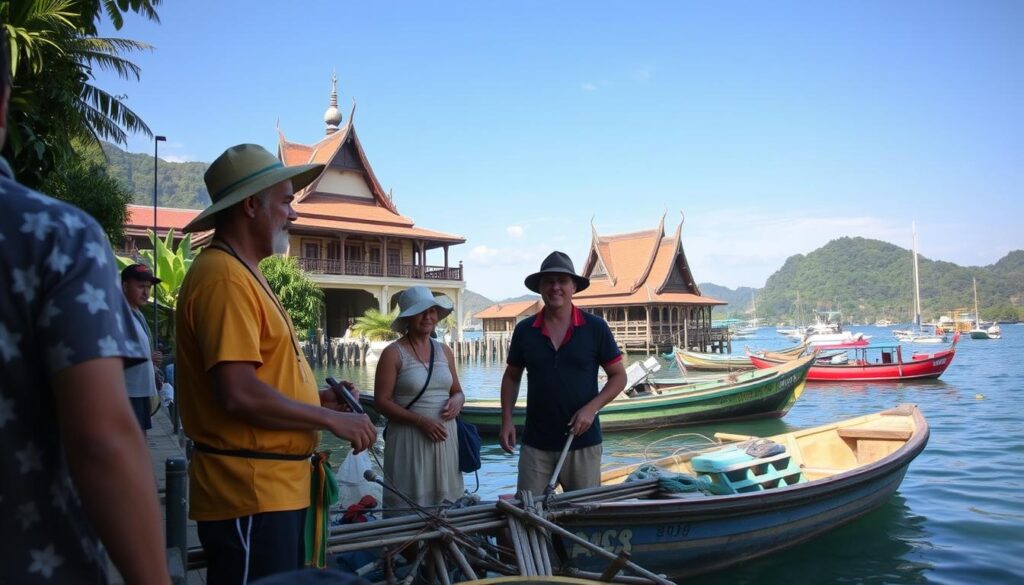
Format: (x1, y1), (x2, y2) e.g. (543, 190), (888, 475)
(351, 309), (400, 342)
(1, 0), (160, 187)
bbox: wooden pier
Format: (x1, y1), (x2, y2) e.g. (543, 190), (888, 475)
(302, 337), (515, 367)
(302, 328), (735, 369)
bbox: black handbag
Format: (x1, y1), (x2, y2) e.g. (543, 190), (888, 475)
(455, 417), (481, 473)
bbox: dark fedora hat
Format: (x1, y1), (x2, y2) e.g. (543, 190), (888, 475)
(524, 251), (590, 293)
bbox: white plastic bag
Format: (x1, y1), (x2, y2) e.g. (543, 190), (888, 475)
(335, 451), (379, 509)
(158, 383), (175, 408)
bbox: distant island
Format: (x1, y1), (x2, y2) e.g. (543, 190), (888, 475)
(717, 238), (1023, 324)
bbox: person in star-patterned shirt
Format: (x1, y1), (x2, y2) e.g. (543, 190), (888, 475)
(0, 26), (171, 585)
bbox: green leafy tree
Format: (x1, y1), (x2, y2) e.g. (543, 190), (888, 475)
(351, 308), (400, 342)
(1, 0), (159, 188)
(41, 152), (132, 244)
(116, 228), (199, 344)
(259, 256), (324, 341)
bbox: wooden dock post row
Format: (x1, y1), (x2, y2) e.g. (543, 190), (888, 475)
(302, 332), (734, 369)
(303, 339), (371, 367)
(301, 337), (512, 367)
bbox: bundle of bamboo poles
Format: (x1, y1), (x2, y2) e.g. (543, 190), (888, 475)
(324, 478), (674, 585)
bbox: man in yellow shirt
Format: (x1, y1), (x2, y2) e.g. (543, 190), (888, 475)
(177, 144), (376, 584)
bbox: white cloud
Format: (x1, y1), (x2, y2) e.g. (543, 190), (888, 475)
(462, 242), (577, 299)
(680, 209), (911, 288)
(581, 82), (598, 92)
(467, 245), (537, 266)
(634, 65), (653, 83)
(162, 154), (200, 163)
(506, 225), (524, 238)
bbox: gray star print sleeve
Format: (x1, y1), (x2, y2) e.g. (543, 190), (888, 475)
(29, 201), (148, 375)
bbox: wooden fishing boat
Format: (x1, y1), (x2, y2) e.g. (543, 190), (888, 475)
(358, 355), (815, 433)
(674, 349), (754, 371)
(746, 334), (958, 382)
(558, 404), (929, 580)
(674, 342), (806, 372)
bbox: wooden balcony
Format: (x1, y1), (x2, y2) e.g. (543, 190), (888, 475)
(296, 257), (463, 281)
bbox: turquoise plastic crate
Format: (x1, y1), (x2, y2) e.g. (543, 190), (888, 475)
(692, 446), (804, 494)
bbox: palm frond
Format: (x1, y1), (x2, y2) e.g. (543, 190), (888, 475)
(78, 83), (153, 140)
(102, 0), (162, 30)
(76, 48), (144, 80)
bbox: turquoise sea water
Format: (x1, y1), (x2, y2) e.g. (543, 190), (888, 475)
(314, 326), (1024, 584)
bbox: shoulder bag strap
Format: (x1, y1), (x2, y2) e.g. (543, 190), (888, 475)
(404, 339), (435, 411)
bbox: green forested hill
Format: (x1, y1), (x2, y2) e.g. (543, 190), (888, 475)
(752, 237), (1024, 323)
(698, 283), (758, 315)
(101, 142), (211, 209)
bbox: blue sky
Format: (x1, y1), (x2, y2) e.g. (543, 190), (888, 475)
(96, 1), (1024, 300)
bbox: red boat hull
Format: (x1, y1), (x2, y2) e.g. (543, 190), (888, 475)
(748, 348), (957, 381)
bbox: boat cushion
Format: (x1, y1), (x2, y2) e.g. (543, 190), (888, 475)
(691, 447), (754, 473)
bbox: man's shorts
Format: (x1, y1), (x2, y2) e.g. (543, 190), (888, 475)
(198, 509), (306, 585)
(517, 443), (603, 495)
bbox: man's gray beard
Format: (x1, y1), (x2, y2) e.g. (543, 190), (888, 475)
(272, 229), (289, 255)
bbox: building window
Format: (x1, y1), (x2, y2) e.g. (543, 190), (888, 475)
(368, 245), (381, 263)
(387, 247), (401, 266)
(327, 241), (341, 260)
(345, 244), (362, 262)
(302, 241), (320, 259)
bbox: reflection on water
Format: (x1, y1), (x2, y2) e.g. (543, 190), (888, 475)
(314, 326), (1024, 584)
(698, 495), (932, 585)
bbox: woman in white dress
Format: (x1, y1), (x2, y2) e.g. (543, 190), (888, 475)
(374, 287), (465, 515)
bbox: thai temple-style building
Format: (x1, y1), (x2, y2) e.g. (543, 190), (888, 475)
(474, 300), (541, 342)
(573, 215), (727, 352)
(124, 75), (467, 339)
(278, 74), (466, 338)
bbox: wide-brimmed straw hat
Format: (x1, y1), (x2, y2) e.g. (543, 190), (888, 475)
(524, 251), (590, 293)
(391, 286), (454, 334)
(182, 144), (324, 233)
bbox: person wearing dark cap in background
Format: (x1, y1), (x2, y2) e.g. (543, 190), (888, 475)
(499, 251), (627, 494)
(0, 23), (170, 585)
(176, 143), (376, 584)
(120, 264), (162, 434)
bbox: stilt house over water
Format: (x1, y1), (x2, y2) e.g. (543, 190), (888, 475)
(574, 215), (727, 353)
(475, 300), (542, 342)
(276, 74), (467, 338)
(122, 74), (467, 339)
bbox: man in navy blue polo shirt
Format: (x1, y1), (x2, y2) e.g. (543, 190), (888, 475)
(499, 251), (627, 494)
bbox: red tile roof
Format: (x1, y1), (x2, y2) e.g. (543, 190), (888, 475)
(474, 300), (541, 319)
(295, 196), (415, 227)
(125, 204), (202, 230)
(292, 215), (465, 244)
(576, 215), (724, 307)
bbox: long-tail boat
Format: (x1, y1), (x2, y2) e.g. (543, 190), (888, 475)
(746, 333), (958, 382)
(674, 342), (807, 372)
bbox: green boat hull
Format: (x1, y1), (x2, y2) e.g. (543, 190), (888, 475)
(360, 356), (814, 434)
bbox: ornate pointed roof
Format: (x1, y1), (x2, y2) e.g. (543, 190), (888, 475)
(575, 215), (724, 307)
(276, 82), (464, 246)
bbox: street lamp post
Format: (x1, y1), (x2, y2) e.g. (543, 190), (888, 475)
(153, 135), (166, 347)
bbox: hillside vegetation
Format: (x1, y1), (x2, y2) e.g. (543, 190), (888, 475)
(698, 283), (759, 311)
(729, 238), (1023, 323)
(102, 142), (211, 209)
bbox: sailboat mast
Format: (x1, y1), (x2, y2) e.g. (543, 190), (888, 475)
(973, 277), (980, 329)
(912, 224), (922, 328)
